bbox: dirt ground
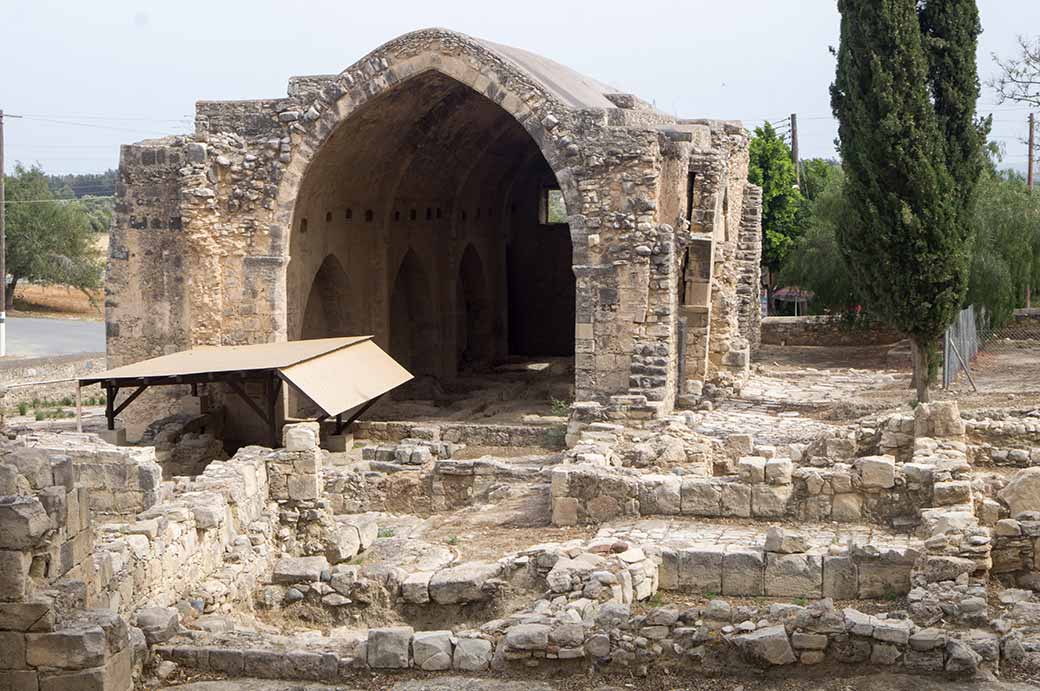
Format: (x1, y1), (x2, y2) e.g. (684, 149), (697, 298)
(167, 671), (1040, 691)
(755, 340), (1040, 415)
(9, 283), (104, 320)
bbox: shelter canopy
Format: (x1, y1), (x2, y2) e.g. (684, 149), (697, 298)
(80, 337), (413, 442)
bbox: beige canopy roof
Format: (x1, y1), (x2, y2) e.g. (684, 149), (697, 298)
(81, 336), (413, 418)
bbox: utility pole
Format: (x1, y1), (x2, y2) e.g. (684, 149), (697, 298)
(1, 109), (6, 357)
(1029, 113), (1035, 309)
(1029, 112), (1035, 192)
(790, 113), (800, 187)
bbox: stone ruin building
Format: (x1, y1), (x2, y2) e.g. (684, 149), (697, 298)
(107, 27), (762, 444)
(5, 27), (1040, 691)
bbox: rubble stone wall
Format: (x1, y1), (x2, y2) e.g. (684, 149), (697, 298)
(761, 316), (904, 347)
(24, 433), (163, 518)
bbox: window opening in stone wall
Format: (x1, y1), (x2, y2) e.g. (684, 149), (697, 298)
(325, 211), (332, 223)
(365, 209), (373, 222)
(436, 208), (442, 219)
(300, 218), (308, 234)
(410, 209), (417, 221)
(679, 248), (690, 305)
(345, 208), (353, 221)
(426, 207), (432, 220)
(685, 172), (697, 226)
(722, 190), (730, 242)
(394, 210), (400, 222)
(540, 187), (567, 225)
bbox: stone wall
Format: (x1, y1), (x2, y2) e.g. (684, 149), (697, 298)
(23, 433), (162, 518)
(91, 445), (273, 618)
(0, 443), (136, 690)
(736, 183), (763, 353)
(0, 354), (105, 408)
(761, 316), (904, 347)
(549, 453), (926, 529)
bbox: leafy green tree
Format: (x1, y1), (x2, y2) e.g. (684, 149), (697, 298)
(778, 166), (859, 313)
(3, 164), (103, 310)
(967, 163), (1040, 327)
(831, 0), (985, 402)
(748, 122), (804, 307)
(798, 158), (843, 204)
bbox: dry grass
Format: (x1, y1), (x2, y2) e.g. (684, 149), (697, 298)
(10, 283), (103, 320)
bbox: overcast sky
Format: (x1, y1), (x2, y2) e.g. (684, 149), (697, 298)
(1, 0), (1036, 179)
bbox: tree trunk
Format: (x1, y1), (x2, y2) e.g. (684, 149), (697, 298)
(4, 277), (16, 311)
(911, 338), (932, 403)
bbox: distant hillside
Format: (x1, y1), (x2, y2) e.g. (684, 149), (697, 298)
(47, 169), (117, 198)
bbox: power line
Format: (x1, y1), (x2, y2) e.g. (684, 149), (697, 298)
(9, 115), (185, 136)
(3, 196), (114, 204)
(16, 113), (191, 123)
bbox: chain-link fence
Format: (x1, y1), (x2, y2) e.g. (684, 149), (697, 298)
(943, 307), (1040, 389)
(943, 305), (982, 388)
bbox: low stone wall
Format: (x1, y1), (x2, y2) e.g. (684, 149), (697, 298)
(23, 432), (163, 517)
(965, 416), (1040, 467)
(154, 597), (1012, 680)
(352, 420), (565, 449)
(761, 316), (903, 347)
(549, 453), (927, 528)
(92, 446), (273, 618)
(0, 353), (105, 407)
(0, 442), (138, 690)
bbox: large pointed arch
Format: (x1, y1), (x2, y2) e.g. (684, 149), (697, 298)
(272, 31), (590, 355)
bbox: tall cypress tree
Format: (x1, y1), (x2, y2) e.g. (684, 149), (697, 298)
(831, 0), (983, 402)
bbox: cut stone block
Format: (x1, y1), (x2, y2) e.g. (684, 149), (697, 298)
(722, 547), (764, 596)
(765, 458), (793, 485)
(401, 571), (433, 604)
(26, 626), (106, 669)
(0, 498), (50, 550)
(272, 556), (329, 585)
(822, 556), (858, 600)
(855, 456), (895, 489)
(0, 551), (31, 603)
(752, 484), (792, 518)
(453, 637), (492, 671)
(677, 547), (723, 594)
(735, 625), (796, 665)
(412, 630), (453, 671)
(428, 562), (500, 604)
(283, 422), (320, 451)
(720, 482), (751, 517)
(680, 478), (721, 516)
(505, 623), (550, 650)
(831, 493), (863, 522)
(765, 553), (822, 598)
(367, 626), (413, 669)
(857, 561), (911, 599)
(737, 457), (766, 484)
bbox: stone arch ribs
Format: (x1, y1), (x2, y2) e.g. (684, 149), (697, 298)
(300, 254), (353, 340)
(389, 249), (437, 377)
(456, 244), (492, 369)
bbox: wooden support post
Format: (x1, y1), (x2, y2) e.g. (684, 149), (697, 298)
(105, 383), (116, 431)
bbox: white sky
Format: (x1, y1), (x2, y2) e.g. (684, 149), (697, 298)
(1, 0), (1036, 178)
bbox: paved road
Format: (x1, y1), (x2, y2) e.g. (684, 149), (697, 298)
(2, 316), (105, 357)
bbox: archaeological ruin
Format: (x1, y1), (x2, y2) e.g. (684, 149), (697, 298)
(4, 27), (1040, 691)
(106, 27), (762, 444)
